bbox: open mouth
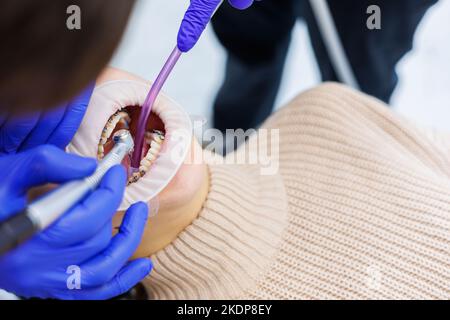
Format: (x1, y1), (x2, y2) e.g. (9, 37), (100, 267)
(98, 106), (166, 185)
(68, 79), (192, 211)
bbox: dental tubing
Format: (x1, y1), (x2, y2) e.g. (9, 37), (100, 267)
(131, 47), (182, 168)
(132, 0), (226, 168)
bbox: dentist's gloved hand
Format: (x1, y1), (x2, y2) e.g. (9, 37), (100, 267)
(0, 83), (94, 154)
(0, 145), (151, 300)
(178, 0), (257, 52)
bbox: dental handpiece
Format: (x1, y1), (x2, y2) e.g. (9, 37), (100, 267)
(0, 130), (134, 256)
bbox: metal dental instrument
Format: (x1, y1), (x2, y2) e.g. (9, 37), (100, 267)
(0, 129), (134, 256)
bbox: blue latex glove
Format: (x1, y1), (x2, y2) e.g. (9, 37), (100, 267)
(178, 0), (257, 52)
(0, 145), (151, 299)
(0, 83), (94, 155)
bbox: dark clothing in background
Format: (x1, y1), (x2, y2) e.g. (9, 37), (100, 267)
(212, 0), (438, 132)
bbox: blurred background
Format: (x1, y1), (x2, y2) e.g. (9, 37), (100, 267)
(112, 0), (450, 131)
(1, 0), (450, 301)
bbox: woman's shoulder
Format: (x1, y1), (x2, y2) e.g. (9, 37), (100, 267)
(262, 82), (450, 173)
(263, 82), (395, 132)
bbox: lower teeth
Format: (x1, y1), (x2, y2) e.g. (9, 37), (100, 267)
(127, 130), (165, 185)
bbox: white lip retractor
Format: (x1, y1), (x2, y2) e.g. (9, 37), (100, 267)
(68, 80), (193, 212)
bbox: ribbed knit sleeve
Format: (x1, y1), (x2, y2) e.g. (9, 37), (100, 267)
(143, 161), (289, 299)
(243, 83), (450, 299)
(143, 83), (450, 299)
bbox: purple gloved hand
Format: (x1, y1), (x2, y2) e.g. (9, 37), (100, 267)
(177, 0), (257, 52)
(0, 83), (94, 155)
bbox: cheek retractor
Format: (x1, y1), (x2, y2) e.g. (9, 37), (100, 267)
(68, 80), (192, 212)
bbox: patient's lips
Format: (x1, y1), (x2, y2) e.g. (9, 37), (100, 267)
(98, 106), (166, 185)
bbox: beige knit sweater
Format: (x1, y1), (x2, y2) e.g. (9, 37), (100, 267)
(142, 83), (450, 300)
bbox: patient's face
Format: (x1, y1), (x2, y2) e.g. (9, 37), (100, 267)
(30, 68), (208, 257)
(68, 68), (191, 193)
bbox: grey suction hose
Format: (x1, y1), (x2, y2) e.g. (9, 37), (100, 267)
(309, 0), (360, 90)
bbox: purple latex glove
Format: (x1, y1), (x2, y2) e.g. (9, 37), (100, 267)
(0, 83), (94, 155)
(178, 0), (257, 52)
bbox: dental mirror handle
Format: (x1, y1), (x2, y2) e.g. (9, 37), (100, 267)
(0, 130), (134, 256)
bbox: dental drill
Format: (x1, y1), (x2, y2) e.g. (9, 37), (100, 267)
(0, 129), (134, 256)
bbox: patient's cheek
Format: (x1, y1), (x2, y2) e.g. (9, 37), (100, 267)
(156, 139), (206, 208)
